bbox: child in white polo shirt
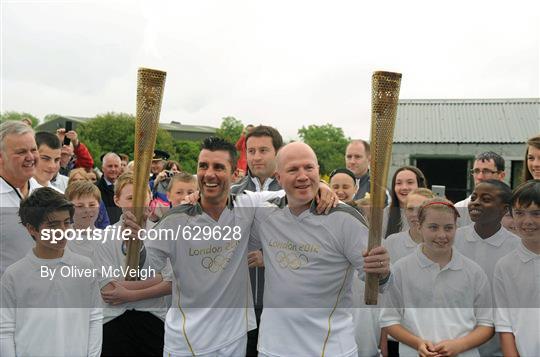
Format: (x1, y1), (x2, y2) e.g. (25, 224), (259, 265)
(454, 179), (519, 356)
(494, 180), (540, 356)
(0, 187), (102, 357)
(384, 188), (436, 263)
(380, 198), (494, 357)
(94, 172), (172, 356)
(65, 180), (102, 260)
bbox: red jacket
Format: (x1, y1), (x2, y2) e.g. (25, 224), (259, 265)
(73, 142), (94, 169)
(235, 134), (247, 172)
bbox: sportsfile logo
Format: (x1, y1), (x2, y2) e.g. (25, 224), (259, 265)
(40, 225), (243, 244)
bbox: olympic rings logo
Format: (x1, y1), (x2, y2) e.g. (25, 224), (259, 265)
(201, 252), (233, 273)
(275, 251), (309, 270)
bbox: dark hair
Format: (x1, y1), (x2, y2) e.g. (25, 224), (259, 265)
(511, 179), (540, 210)
(165, 160), (182, 172)
(200, 137), (238, 171)
(347, 140), (371, 155)
(246, 125), (284, 152)
(385, 166), (428, 238)
(523, 134), (540, 182)
(19, 187), (74, 232)
(35, 131), (61, 150)
(476, 179), (512, 205)
(475, 151), (505, 172)
(119, 153), (129, 162)
(329, 168), (357, 186)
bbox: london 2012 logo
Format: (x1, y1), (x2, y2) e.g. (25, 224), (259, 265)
(200, 251), (234, 273)
(275, 251), (309, 270)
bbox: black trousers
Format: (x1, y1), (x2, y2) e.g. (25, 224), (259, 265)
(102, 310), (164, 357)
(388, 340), (400, 357)
(246, 307), (262, 356)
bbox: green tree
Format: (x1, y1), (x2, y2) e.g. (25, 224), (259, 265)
(216, 116), (243, 144)
(298, 123), (349, 175)
(0, 111), (39, 127)
(77, 112), (175, 167)
(173, 140), (201, 174)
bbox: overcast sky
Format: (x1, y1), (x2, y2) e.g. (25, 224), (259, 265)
(1, 0), (538, 140)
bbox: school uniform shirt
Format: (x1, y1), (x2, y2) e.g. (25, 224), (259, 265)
(454, 225), (519, 356)
(0, 248), (102, 357)
(383, 230), (418, 264)
(250, 198), (387, 357)
(380, 245), (493, 357)
(494, 242), (540, 357)
(93, 219), (172, 324)
(455, 225), (520, 280)
(145, 192), (280, 356)
(43, 180), (64, 193)
(50, 173), (69, 192)
(0, 177), (41, 277)
(68, 227), (102, 261)
(455, 195), (472, 227)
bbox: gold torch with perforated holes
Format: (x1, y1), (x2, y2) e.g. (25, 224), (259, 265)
(125, 67), (167, 281)
(364, 71), (401, 304)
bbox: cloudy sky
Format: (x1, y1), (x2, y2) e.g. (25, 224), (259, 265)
(1, 0), (538, 140)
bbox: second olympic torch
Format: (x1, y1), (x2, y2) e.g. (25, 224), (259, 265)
(125, 67), (167, 280)
(364, 71), (402, 304)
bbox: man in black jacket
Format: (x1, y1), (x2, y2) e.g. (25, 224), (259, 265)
(230, 125), (283, 356)
(96, 152), (122, 224)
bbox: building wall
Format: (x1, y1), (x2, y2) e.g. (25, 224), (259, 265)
(390, 142), (525, 195)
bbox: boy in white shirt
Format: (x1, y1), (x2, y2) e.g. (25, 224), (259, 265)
(95, 171), (172, 356)
(454, 179), (519, 355)
(380, 198), (494, 357)
(33, 131), (64, 192)
(0, 187), (102, 357)
(494, 180), (540, 356)
(382, 188), (436, 357)
(65, 180), (102, 259)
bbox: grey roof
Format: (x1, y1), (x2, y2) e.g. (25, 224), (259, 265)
(159, 121), (216, 133)
(36, 116), (216, 134)
(393, 98), (539, 143)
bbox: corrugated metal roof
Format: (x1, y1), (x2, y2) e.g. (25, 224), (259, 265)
(36, 116), (217, 134)
(393, 98), (539, 143)
(159, 121), (216, 133)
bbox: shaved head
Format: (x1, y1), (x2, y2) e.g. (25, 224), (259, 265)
(275, 142), (320, 214)
(276, 142), (318, 172)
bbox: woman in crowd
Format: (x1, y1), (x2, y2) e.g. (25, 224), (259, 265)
(384, 166), (427, 238)
(523, 134), (540, 181)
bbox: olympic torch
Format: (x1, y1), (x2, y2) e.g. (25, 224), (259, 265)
(125, 67), (167, 280)
(364, 71), (401, 304)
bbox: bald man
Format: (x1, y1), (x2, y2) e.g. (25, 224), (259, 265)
(251, 142), (390, 357)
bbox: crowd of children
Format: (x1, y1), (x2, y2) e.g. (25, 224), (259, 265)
(0, 120), (538, 357)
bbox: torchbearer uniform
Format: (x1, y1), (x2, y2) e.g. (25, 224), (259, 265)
(493, 242), (540, 357)
(250, 198), (388, 357)
(0, 248), (102, 357)
(146, 192), (280, 356)
(379, 245), (493, 357)
(454, 225), (520, 356)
